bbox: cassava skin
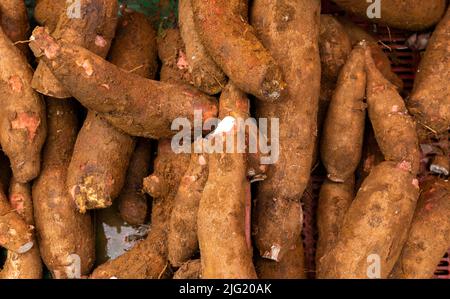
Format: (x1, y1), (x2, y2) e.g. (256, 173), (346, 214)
(319, 15), (352, 83)
(0, 185), (33, 255)
(365, 46), (421, 176)
(316, 177), (354, 267)
(317, 162), (419, 279)
(255, 239), (306, 279)
(332, 0), (447, 31)
(34, 0), (66, 32)
(179, 0), (227, 95)
(0, 179), (42, 279)
(0, 0), (30, 56)
(173, 259), (202, 279)
(168, 147), (208, 267)
(33, 99), (95, 279)
(198, 82), (256, 279)
(391, 177), (450, 279)
(67, 112), (135, 213)
(0, 26), (46, 184)
(91, 140), (190, 279)
(337, 17), (403, 91)
(250, 0), (321, 262)
(157, 28), (193, 85)
(28, 27), (218, 139)
(118, 138), (152, 225)
(356, 126), (384, 189)
(32, 0), (118, 98)
(321, 46), (367, 182)
(192, 0), (285, 102)
(67, 11), (157, 213)
(409, 7), (450, 137)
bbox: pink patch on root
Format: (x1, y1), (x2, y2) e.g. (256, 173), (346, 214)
(391, 105), (400, 113)
(177, 50), (189, 70)
(397, 161), (412, 172)
(76, 59), (94, 76)
(412, 179), (419, 189)
(101, 84), (110, 90)
(9, 75), (23, 93)
(11, 112), (41, 142)
(95, 35), (107, 48)
(10, 194), (25, 215)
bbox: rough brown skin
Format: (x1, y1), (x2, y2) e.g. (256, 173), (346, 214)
(356, 126), (384, 189)
(173, 259), (202, 279)
(67, 112), (135, 213)
(0, 186), (33, 255)
(365, 46), (421, 176)
(337, 17), (403, 91)
(256, 239), (306, 279)
(321, 45), (367, 183)
(317, 162), (419, 279)
(0, 179), (42, 279)
(192, 0), (285, 102)
(157, 28), (193, 85)
(332, 0), (447, 31)
(67, 11), (158, 213)
(32, 0), (119, 99)
(91, 140), (190, 279)
(118, 138), (152, 225)
(168, 147), (208, 267)
(250, 0), (321, 262)
(34, 0), (66, 32)
(0, 26), (47, 184)
(179, 0), (227, 95)
(319, 15), (352, 83)
(0, 0), (30, 56)
(391, 177), (450, 279)
(316, 177), (354, 268)
(408, 7), (450, 137)
(32, 99), (95, 279)
(197, 82), (256, 279)
(29, 27), (218, 139)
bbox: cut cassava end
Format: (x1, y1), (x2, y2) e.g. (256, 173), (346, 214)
(391, 177), (450, 279)
(33, 99), (95, 278)
(365, 45), (421, 175)
(178, 0), (227, 95)
(250, 0), (321, 262)
(67, 10), (157, 213)
(191, 0), (285, 102)
(29, 26), (218, 139)
(332, 0), (447, 31)
(31, 0), (119, 98)
(321, 45), (367, 183)
(317, 162), (419, 278)
(0, 26), (46, 183)
(408, 7), (450, 138)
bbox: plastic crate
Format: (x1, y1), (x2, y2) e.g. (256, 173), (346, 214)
(302, 0), (450, 280)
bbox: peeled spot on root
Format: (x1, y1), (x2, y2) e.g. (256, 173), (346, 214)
(8, 75), (23, 93)
(397, 161), (412, 172)
(412, 179), (420, 189)
(76, 59), (94, 76)
(101, 83), (110, 90)
(11, 112), (41, 142)
(198, 155), (207, 166)
(177, 50), (189, 70)
(262, 244), (281, 262)
(30, 27), (61, 59)
(95, 35), (107, 48)
(10, 194), (25, 215)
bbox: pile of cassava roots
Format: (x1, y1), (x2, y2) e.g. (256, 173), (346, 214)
(0, 0), (449, 279)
